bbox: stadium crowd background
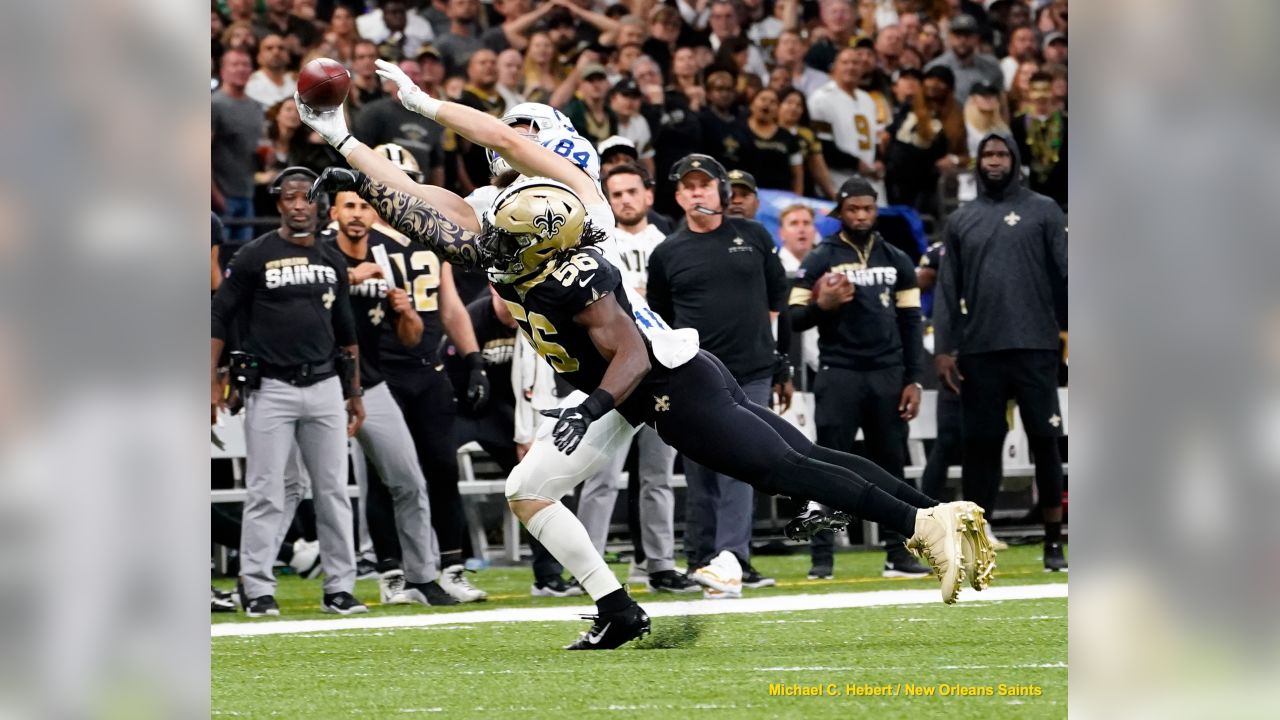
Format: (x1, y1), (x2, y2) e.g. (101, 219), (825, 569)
(210, 0), (1068, 596)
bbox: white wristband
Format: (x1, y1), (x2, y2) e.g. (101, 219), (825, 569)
(334, 134), (357, 158)
(417, 95), (443, 120)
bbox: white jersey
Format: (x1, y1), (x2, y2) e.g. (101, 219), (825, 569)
(611, 224), (666, 292)
(807, 81), (884, 171)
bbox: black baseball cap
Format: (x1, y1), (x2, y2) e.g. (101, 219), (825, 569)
(893, 67), (924, 83)
(668, 153), (726, 183)
(727, 169), (757, 193)
(923, 65), (956, 89)
(949, 14), (980, 34)
(969, 81), (1000, 97)
(827, 177), (878, 217)
(611, 77), (642, 97)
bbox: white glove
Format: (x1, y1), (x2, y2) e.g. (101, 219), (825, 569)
(374, 59), (442, 119)
(294, 93), (355, 155)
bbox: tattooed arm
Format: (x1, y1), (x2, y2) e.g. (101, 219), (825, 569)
(345, 171), (486, 270)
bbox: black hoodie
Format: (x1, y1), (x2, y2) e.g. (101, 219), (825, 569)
(934, 133), (1067, 356)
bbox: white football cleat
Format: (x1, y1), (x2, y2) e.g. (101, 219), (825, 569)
(379, 569), (409, 604)
(907, 506), (964, 604)
(439, 564), (488, 603)
(690, 551), (743, 595)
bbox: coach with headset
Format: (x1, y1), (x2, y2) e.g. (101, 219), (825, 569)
(646, 154), (792, 591)
(211, 166), (368, 617)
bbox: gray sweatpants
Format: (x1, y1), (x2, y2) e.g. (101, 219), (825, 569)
(240, 377), (355, 597)
(577, 425), (680, 572)
(351, 382), (440, 583)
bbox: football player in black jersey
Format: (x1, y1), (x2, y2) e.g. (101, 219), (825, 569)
(297, 96), (999, 651)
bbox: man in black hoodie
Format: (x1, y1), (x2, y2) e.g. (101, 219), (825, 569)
(933, 133), (1069, 572)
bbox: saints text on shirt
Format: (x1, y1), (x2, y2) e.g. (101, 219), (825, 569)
(829, 262), (898, 287)
(263, 257), (340, 288)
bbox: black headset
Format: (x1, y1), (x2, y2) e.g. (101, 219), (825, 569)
(268, 166), (321, 195)
(668, 153), (730, 208)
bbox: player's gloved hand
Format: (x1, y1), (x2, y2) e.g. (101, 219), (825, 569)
(308, 167), (365, 202)
(464, 352), (490, 413)
(538, 389), (615, 455)
(295, 92), (358, 155)
(374, 59), (443, 119)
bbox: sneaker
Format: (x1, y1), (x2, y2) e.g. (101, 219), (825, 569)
(690, 550), (742, 594)
(321, 591), (369, 615)
(399, 580), (461, 606)
(807, 565), (833, 580)
(952, 501), (997, 590)
(289, 539), (322, 579)
(531, 575), (586, 597)
(985, 523), (1009, 551)
(1043, 542), (1068, 572)
(784, 501), (852, 541)
(565, 603), (651, 650)
(355, 558), (379, 581)
(883, 546), (932, 578)
(742, 562), (776, 589)
(211, 586), (236, 613)
(702, 586), (742, 599)
(244, 594), (280, 617)
(439, 564), (488, 602)
(906, 506), (963, 604)
(646, 569), (701, 593)
(627, 560), (649, 584)
(379, 569), (407, 604)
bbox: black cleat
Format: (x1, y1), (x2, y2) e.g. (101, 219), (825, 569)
(646, 570), (701, 594)
(883, 546), (932, 578)
(400, 580), (461, 606)
(742, 563), (777, 589)
(244, 594), (280, 617)
(784, 503), (852, 541)
(1043, 542), (1068, 572)
(211, 586), (237, 613)
(531, 575), (586, 597)
(322, 591), (369, 615)
(565, 604), (651, 650)
(807, 565), (833, 580)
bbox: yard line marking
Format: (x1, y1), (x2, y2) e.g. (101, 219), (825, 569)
(212, 583), (1065, 638)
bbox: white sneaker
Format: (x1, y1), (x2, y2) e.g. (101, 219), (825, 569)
(439, 564), (488, 603)
(289, 539), (322, 579)
(907, 506), (964, 604)
(627, 560), (649, 584)
(690, 551), (743, 595)
(379, 569), (409, 604)
(702, 586), (742, 600)
(951, 502), (997, 591)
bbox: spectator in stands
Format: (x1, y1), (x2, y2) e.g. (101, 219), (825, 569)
(788, 177), (930, 581)
(457, 49), (507, 192)
(1036, 0), (1068, 35)
(353, 59), (447, 186)
(778, 87), (837, 199)
(773, 29), (830, 96)
(854, 37), (894, 129)
(560, 61), (617, 147)
(699, 69), (749, 169)
(644, 5), (683, 70)
(805, 0), (858, 73)
(670, 46), (705, 102)
(1011, 71), (1067, 211)
(726, 169), (761, 219)
(1046, 62), (1068, 112)
(516, 32), (559, 104)
(253, 0), (320, 61)
(481, 0), (535, 53)
(875, 24), (907, 75)
(576, 163), (698, 594)
(221, 21), (259, 59)
(1007, 58), (1040, 114)
(358, 0), (435, 62)
(348, 40), (389, 113)
(496, 48), (526, 107)
(922, 66), (968, 165)
(322, 4), (360, 65)
(809, 47), (885, 194)
(924, 14), (1002, 105)
(898, 45), (924, 71)
(1000, 25), (1038, 90)
(212, 48), (264, 244)
(633, 56), (703, 217)
(255, 100), (303, 185)
(915, 20), (944, 63)
(225, 0), (256, 25)
(963, 81), (1010, 160)
(777, 203), (817, 272)
(708, 0), (769, 81)
(246, 34), (298, 109)
(898, 7), (921, 47)
(545, 10), (584, 67)
(739, 88), (804, 194)
(608, 78), (656, 176)
(884, 67), (948, 213)
(434, 0), (483, 76)
(417, 45), (448, 98)
(744, 0), (792, 48)
(609, 42), (647, 80)
(1042, 32), (1067, 67)
(933, 133), (1068, 573)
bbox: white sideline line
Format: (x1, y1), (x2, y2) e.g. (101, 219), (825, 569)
(212, 583), (1066, 638)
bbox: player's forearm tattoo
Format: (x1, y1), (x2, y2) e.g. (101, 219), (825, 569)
(355, 175), (484, 269)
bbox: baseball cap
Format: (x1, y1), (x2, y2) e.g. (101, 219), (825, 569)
(415, 44), (441, 62)
(668, 153), (726, 183)
(611, 77), (642, 97)
(923, 65), (956, 89)
(597, 135), (639, 161)
(1043, 31), (1067, 49)
(949, 14), (980, 34)
(581, 63), (608, 80)
(827, 177), (878, 217)
(727, 169), (757, 194)
(893, 67), (924, 83)
(969, 81), (1000, 97)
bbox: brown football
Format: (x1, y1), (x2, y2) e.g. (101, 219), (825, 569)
(297, 58), (350, 110)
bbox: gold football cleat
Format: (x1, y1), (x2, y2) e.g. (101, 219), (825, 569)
(951, 501), (997, 591)
(907, 506), (964, 604)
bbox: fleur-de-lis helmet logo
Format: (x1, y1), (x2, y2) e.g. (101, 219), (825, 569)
(533, 205), (566, 238)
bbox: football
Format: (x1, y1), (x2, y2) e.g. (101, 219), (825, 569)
(297, 58), (350, 110)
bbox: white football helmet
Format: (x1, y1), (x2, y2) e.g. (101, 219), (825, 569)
(486, 102), (601, 181)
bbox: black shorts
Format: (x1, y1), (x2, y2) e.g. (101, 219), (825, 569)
(958, 350), (1063, 439)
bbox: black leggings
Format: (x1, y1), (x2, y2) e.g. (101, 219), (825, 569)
(650, 352), (932, 538)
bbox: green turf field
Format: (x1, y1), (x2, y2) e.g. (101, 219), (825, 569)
(212, 544), (1067, 718)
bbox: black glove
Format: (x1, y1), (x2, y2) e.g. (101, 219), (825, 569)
(772, 350), (793, 386)
(538, 388), (615, 455)
(309, 167), (365, 202)
(465, 352), (490, 413)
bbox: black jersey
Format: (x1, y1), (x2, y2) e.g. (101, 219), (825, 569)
(370, 226), (448, 367)
(444, 295), (517, 412)
(325, 234), (408, 389)
(492, 246), (663, 424)
(210, 230), (356, 368)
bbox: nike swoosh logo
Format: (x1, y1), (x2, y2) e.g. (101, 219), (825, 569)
(578, 274), (596, 287)
(586, 622), (612, 644)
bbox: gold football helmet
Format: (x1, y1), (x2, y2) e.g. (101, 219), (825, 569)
(373, 143), (424, 183)
(481, 178), (587, 283)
